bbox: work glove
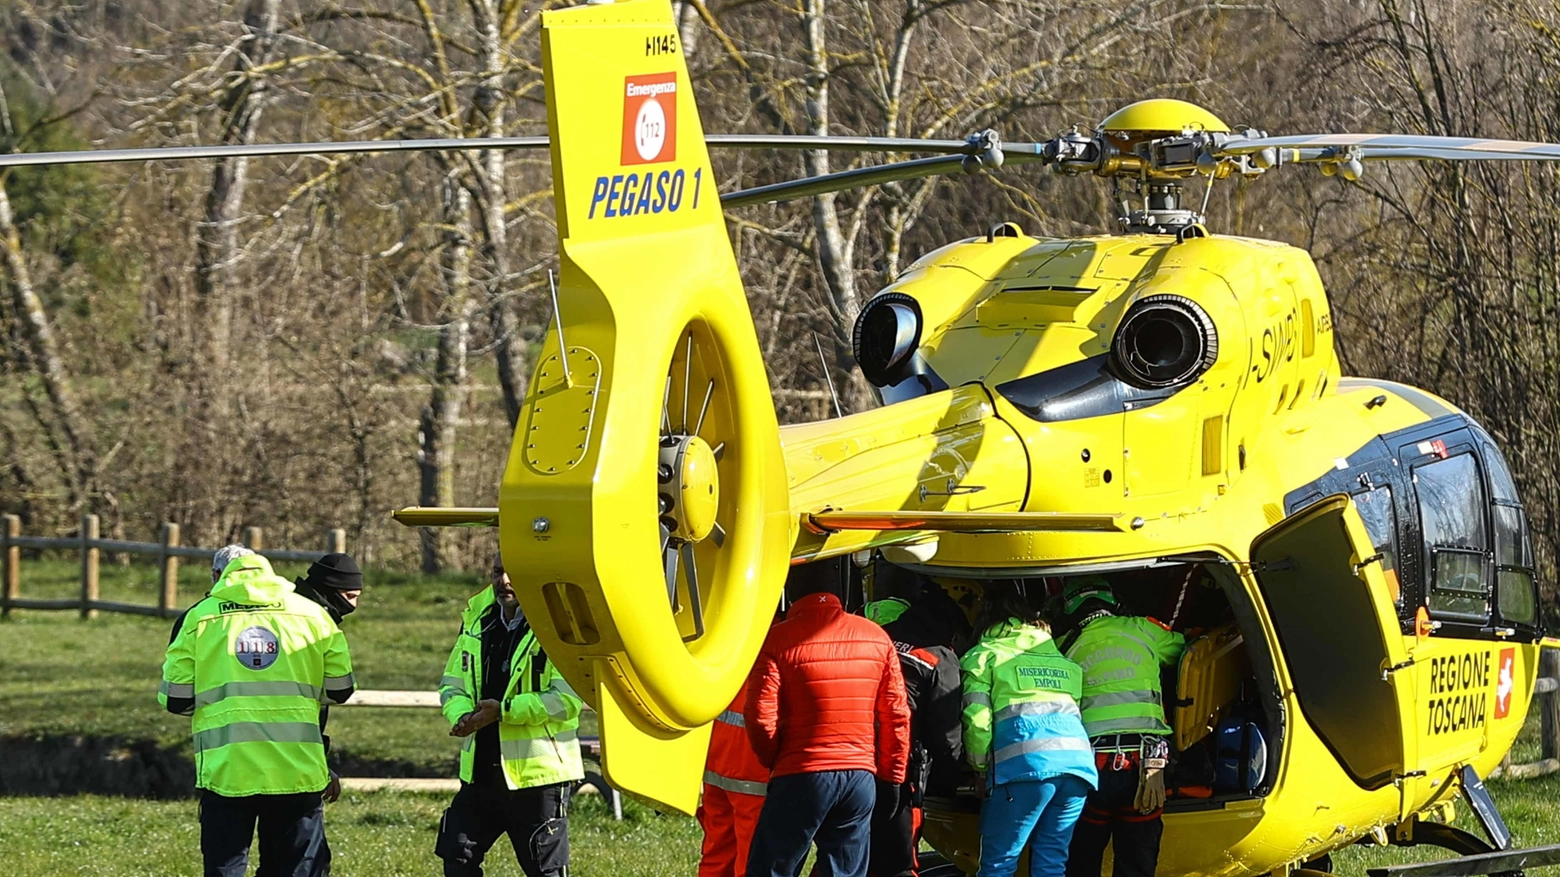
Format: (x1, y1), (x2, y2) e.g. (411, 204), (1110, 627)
(1134, 737), (1169, 814)
(878, 780), (903, 815)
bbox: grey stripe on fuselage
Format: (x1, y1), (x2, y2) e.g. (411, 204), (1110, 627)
(1338, 377), (1454, 419)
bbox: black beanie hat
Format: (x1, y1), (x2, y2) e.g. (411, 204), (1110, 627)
(304, 553), (363, 592)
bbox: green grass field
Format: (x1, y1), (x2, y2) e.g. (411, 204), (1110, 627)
(4, 558), (1559, 875)
(0, 789), (702, 876)
(0, 558), (597, 775)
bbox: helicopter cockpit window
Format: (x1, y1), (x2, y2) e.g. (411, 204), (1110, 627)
(1354, 487), (1401, 607)
(1498, 567), (1537, 626)
(1414, 453), (1491, 621)
(1484, 443), (1521, 503)
(1494, 504), (1538, 626)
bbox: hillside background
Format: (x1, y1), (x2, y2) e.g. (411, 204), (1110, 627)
(1, 0), (1556, 592)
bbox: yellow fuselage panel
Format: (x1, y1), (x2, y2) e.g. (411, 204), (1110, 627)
(775, 228), (1536, 877)
(781, 233), (1344, 565)
(782, 386), (1029, 560)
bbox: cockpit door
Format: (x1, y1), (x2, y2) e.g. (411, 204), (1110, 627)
(1251, 495), (1416, 791)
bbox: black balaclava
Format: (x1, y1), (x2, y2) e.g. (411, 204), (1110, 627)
(295, 552), (364, 623)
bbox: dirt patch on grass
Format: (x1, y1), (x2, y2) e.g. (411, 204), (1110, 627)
(0, 734), (195, 798)
(0, 734), (458, 797)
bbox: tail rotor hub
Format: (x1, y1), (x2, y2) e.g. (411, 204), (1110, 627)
(659, 434), (720, 543)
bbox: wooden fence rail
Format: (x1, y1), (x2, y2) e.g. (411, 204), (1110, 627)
(1496, 647), (1560, 780)
(0, 514), (347, 619)
(336, 690), (620, 816)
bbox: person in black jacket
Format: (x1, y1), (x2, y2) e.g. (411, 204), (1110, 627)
(292, 553), (365, 804)
(868, 568), (971, 877)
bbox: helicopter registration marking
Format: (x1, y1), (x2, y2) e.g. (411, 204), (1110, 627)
(1249, 309), (1297, 384)
(1425, 649), (1491, 736)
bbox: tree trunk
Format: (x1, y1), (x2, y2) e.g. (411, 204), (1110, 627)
(471, 0), (529, 429)
(0, 185), (96, 515)
(674, 1), (702, 55)
(195, 0), (280, 371)
(801, 0), (872, 413)
(418, 181), (474, 574)
(0, 413), (34, 520)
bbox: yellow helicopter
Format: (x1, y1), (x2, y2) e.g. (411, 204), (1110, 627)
(477, 4), (1554, 876)
(7, 0), (1557, 874)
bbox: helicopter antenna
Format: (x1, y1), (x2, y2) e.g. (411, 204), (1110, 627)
(813, 333), (843, 418)
(548, 269), (571, 386)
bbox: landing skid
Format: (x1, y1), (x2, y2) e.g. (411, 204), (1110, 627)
(1367, 843), (1560, 877)
(1368, 766), (1547, 877)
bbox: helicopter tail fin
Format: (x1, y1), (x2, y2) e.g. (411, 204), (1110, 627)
(499, 0), (792, 815)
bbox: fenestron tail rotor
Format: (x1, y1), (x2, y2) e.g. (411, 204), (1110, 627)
(494, 0), (796, 817)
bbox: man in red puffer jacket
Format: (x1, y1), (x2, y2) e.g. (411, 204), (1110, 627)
(745, 558), (911, 877)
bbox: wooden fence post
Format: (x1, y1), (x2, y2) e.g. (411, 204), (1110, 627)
(159, 523), (181, 617)
(2, 514), (19, 618)
(326, 528), (346, 555)
(80, 514), (99, 620)
(1542, 648), (1560, 763)
(243, 526), (263, 552)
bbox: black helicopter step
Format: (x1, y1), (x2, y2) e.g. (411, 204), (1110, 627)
(1368, 766), (1531, 877)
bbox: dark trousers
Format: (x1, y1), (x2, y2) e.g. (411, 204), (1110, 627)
(436, 779), (571, 877)
(748, 769), (876, 877)
(199, 790), (329, 877)
(868, 779), (918, 877)
(1064, 755), (1162, 877)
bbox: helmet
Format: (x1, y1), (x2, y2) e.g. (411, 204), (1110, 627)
(1061, 575), (1118, 616)
(932, 576), (980, 625)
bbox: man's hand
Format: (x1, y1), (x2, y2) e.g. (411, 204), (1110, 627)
(450, 699), (502, 737)
(323, 770), (342, 804)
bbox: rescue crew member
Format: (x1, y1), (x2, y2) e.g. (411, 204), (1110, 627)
(159, 551), (355, 877)
(697, 674), (769, 877)
(292, 552), (365, 805)
(961, 580), (1096, 877)
(435, 552), (584, 877)
(1059, 577), (1186, 877)
(865, 569), (968, 877)
(167, 544), (256, 643)
(745, 557), (911, 877)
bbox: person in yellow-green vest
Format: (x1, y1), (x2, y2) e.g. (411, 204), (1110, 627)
(961, 580), (1096, 877)
(159, 547), (355, 877)
(1058, 577), (1186, 877)
(436, 551), (584, 877)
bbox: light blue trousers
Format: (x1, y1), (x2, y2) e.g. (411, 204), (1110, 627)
(977, 774), (1091, 877)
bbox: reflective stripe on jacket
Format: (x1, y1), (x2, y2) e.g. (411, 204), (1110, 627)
(704, 705), (767, 796)
(1064, 614), (1186, 737)
(440, 586), (584, 789)
(705, 683), (768, 797)
(960, 618), (1097, 788)
(159, 555), (353, 797)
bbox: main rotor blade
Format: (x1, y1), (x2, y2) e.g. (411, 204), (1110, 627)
(0, 136), (552, 168)
(1216, 133), (1560, 161)
(722, 151), (1047, 209)
(706, 134), (974, 154)
(0, 133), (1009, 169)
(1358, 146), (1560, 163)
